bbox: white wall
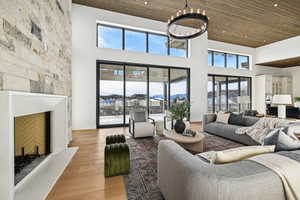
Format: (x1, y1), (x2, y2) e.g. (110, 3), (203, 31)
(256, 35), (300, 64)
(72, 4), (208, 130)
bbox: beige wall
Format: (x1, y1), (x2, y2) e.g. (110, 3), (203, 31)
(0, 0), (72, 130)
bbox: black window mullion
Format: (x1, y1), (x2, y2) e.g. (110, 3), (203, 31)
(122, 28), (125, 50)
(225, 53), (227, 68)
(212, 51), (214, 66)
(123, 65), (126, 125)
(146, 32), (149, 53)
(236, 54), (239, 69)
(168, 68), (171, 108)
(226, 77), (229, 111)
(167, 37), (170, 55)
(238, 77), (241, 113)
(212, 75), (215, 113)
(147, 67), (150, 115)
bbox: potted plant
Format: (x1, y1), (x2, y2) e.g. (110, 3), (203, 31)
(294, 97), (300, 108)
(169, 100), (190, 134)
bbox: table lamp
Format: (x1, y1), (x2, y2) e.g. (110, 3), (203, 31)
(272, 95), (292, 118)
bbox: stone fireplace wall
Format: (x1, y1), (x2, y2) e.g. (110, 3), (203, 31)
(0, 0), (72, 133)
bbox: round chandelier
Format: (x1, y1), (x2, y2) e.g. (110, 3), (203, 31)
(167, 0), (208, 40)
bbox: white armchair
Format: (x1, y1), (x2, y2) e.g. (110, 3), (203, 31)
(129, 110), (155, 138)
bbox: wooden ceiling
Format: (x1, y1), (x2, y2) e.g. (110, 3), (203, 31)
(256, 56), (300, 68)
(72, 0), (300, 47)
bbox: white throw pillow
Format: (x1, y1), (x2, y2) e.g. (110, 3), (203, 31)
(214, 145), (275, 164)
(216, 111), (230, 124)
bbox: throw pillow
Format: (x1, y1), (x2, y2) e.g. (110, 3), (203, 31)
(276, 130), (300, 151)
(216, 112), (230, 124)
(264, 129), (281, 146)
(228, 113), (243, 126)
(264, 128), (300, 151)
(214, 145), (275, 164)
(281, 122), (300, 141)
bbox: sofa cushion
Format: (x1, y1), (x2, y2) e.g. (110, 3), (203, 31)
(204, 122), (258, 145)
(229, 113), (244, 126)
(242, 116), (260, 127)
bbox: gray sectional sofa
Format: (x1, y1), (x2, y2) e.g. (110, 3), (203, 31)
(158, 140), (294, 200)
(203, 113), (260, 145)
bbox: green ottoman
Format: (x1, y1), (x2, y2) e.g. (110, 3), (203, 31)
(104, 136), (130, 177)
(106, 134), (126, 145)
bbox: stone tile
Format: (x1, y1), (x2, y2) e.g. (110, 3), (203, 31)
(3, 74), (30, 92)
(3, 19), (32, 48)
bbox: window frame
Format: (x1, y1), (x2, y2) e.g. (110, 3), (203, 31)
(208, 50), (250, 70)
(97, 23), (188, 58)
(208, 74), (252, 113)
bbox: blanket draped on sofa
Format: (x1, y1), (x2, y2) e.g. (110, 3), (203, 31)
(249, 153), (300, 200)
(235, 117), (289, 144)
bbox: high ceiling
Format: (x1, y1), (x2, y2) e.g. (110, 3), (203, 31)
(72, 0), (300, 47)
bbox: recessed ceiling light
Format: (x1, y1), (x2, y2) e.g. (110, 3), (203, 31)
(264, 40), (266, 42)
(274, 3), (278, 7)
(222, 30), (226, 33)
(144, 1), (148, 5)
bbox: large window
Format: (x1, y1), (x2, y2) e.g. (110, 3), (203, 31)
(148, 34), (168, 55)
(97, 24), (188, 57)
(125, 30), (146, 52)
(97, 25), (122, 50)
(208, 75), (251, 113)
(208, 50), (250, 70)
(97, 61), (190, 127)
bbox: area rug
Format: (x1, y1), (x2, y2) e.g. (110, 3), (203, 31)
(124, 133), (243, 200)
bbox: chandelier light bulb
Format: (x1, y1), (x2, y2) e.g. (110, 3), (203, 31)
(190, 8), (193, 13)
(202, 10), (206, 15)
(197, 9), (200, 13)
(183, 9), (186, 14)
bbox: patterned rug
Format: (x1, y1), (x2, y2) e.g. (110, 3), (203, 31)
(124, 133), (243, 200)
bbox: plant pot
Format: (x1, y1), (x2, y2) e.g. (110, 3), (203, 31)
(174, 120), (186, 134)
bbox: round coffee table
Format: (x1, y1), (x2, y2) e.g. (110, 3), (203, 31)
(163, 130), (204, 153)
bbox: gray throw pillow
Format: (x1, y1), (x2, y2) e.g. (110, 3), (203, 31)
(276, 131), (300, 151)
(264, 129), (280, 146)
(264, 128), (300, 151)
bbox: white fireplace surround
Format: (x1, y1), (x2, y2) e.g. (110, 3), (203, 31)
(0, 91), (77, 200)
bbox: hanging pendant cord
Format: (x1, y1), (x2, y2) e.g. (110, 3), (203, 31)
(184, 0), (188, 8)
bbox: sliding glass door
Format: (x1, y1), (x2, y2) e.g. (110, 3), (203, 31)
(149, 68), (169, 120)
(97, 61), (190, 127)
(125, 66), (147, 123)
(98, 64), (124, 126)
(208, 74), (252, 113)
(170, 69), (189, 105)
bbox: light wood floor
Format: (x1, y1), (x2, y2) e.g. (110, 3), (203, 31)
(46, 123), (201, 200)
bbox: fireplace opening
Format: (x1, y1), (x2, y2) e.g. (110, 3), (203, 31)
(14, 112), (51, 185)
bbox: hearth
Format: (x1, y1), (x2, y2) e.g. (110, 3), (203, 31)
(14, 112), (51, 185)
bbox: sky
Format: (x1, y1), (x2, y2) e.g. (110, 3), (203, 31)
(98, 25), (186, 57)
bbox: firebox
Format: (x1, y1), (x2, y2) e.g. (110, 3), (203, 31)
(14, 112), (51, 185)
